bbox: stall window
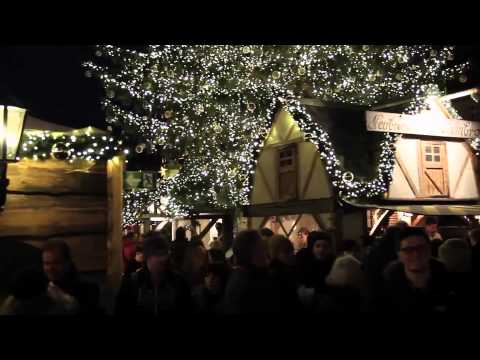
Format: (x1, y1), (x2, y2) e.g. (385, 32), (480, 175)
(278, 143), (297, 201)
(419, 141), (449, 197)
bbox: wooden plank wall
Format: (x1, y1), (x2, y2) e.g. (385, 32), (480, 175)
(0, 159), (108, 284)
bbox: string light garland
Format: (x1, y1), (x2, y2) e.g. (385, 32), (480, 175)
(18, 131), (124, 162)
(84, 45), (468, 225)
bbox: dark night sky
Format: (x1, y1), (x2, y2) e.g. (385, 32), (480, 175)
(0, 45), (479, 130)
(0, 46), (105, 129)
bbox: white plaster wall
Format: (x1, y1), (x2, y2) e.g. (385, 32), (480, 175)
(251, 148), (278, 204)
(448, 141), (479, 198)
(297, 142), (333, 200)
(388, 163), (416, 198)
(388, 138), (420, 199)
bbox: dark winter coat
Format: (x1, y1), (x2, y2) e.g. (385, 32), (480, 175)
(314, 286), (363, 313)
(296, 250), (335, 293)
(192, 286), (225, 315)
(472, 243), (480, 278)
(115, 267), (193, 316)
(269, 259), (302, 314)
(379, 259), (453, 312)
(53, 269), (101, 315)
(222, 267), (280, 315)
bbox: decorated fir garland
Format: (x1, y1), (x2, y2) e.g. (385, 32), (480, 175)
(18, 130), (124, 162)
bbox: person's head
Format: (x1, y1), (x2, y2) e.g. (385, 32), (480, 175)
(135, 245), (144, 263)
(10, 268), (48, 301)
(342, 239), (357, 254)
(125, 232), (135, 241)
(468, 227), (480, 247)
(296, 227), (309, 246)
(260, 227), (274, 240)
(425, 216), (439, 235)
(175, 227), (187, 242)
(397, 227), (431, 274)
(269, 235), (295, 266)
(215, 222), (224, 235)
(233, 230), (269, 268)
(204, 263), (229, 294)
(183, 243), (208, 276)
(208, 248), (225, 264)
(307, 231), (333, 261)
(42, 240), (74, 283)
(395, 221), (409, 230)
(438, 238), (472, 273)
(325, 256), (365, 290)
(380, 225), (405, 254)
(143, 232), (171, 276)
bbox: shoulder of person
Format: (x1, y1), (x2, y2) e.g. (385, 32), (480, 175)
(383, 260), (403, 281)
(430, 258), (447, 274)
(0, 295), (17, 315)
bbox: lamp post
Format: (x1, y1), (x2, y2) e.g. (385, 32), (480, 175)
(0, 104), (27, 211)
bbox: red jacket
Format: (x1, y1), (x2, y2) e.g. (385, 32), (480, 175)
(123, 239), (136, 269)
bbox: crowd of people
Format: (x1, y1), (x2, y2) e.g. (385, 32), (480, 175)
(2, 216), (480, 315)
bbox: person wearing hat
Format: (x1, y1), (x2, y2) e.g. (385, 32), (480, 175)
(115, 232), (193, 315)
(296, 231), (335, 292)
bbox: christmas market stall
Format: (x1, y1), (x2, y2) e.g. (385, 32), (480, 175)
(345, 89), (480, 238)
(0, 112), (125, 293)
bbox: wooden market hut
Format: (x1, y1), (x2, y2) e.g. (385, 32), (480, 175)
(242, 101), (372, 252)
(0, 114), (124, 296)
(344, 93), (480, 238)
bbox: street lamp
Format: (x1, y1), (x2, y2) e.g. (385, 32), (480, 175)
(0, 104), (27, 211)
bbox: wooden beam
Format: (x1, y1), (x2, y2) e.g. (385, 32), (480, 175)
(222, 213), (234, 251)
(283, 122), (296, 143)
(198, 218), (218, 241)
(259, 216), (270, 229)
(395, 153), (420, 197)
(287, 214), (303, 237)
(300, 98), (367, 111)
(0, 200), (107, 238)
(257, 165), (276, 202)
(371, 97), (413, 111)
(277, 217), (290, 237)
(312, 213), (330, 232)
(243, 198), (335, 217)
(106, 156), (124, 292)
(369, 209), (390, 237)
(8, 160), (107, 195)
(412, 214), (424, 227)
(462, 142), (480, 196)
(177, 214), (223, 220)
(453, 154), (470, 198)
(301, 154), (318, 199)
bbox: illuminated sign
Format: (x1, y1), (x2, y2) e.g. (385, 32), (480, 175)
(366, 111), (480, 138)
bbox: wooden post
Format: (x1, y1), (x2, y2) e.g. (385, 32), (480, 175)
(222, 211), (234, 250)
(334, 206), (343, 255)
(171, 219), (177, 241)
(106, 156), (124, 295)
(144, 218), (151, 233)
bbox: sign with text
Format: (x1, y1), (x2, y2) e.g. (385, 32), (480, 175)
(366, 111), (480, 138)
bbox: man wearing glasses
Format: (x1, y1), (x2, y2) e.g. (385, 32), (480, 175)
(379, 227), (453, 312)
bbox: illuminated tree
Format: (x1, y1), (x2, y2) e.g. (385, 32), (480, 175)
(84, 45), (467, 224)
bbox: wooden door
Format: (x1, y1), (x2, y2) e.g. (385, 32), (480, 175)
(278, 143), (297, 201)
(419, 141), (449, 197)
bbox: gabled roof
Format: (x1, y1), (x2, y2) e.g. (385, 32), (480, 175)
(301, 102), (385, 182)
(24, 114), (74, 132)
